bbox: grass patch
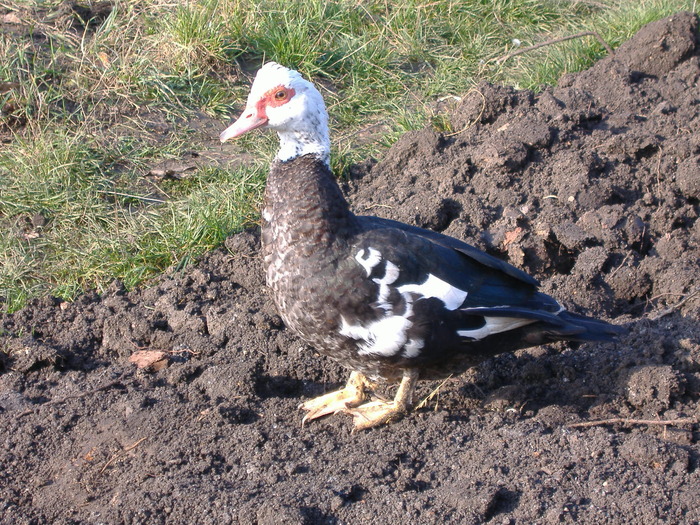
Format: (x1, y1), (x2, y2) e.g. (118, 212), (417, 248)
(0, 126), (266, 308)
(1, 0), (697, 311)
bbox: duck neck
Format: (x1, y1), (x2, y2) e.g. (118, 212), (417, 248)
(263, 154), (357, 252)
(275, 129), (331, 167)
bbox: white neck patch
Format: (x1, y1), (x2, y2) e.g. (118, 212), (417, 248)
(276, 129), (331, 166)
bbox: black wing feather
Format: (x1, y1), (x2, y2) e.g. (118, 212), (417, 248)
(359, 215), (539, 287)
(355, 215), (625, 343)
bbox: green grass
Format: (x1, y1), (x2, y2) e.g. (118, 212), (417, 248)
(1, 0), (697, 311)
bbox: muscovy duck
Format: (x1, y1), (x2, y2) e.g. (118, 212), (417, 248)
(220, 63), (624, 430)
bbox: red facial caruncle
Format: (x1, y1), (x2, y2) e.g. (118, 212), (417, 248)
(254, 85), (296, 120)
(220, 85), (296, 143)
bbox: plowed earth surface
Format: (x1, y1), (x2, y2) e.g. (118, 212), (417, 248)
(2, 12), (699, 525)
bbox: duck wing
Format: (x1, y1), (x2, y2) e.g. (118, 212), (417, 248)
(349, 216), (624, 346)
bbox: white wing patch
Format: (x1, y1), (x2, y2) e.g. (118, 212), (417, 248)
(401, 337), (425, 359)
(340, 313), (421, 357)
(355, 247), (382, 276)
(398, 273), (468, 311)
(342, 247), (423, 357)
(375, 261), (399, 311)
(345, 248), (542, 355)
(457, 317), (535, 340)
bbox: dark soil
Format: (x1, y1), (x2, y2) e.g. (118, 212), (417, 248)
(2, 12), (699, 525)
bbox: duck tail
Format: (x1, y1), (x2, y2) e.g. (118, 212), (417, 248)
(555, 310), (627, 342)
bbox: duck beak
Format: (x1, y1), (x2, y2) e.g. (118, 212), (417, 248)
(219, 107), (268, 142)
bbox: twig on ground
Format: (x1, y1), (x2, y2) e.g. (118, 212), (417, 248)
(416, 375), (453, 411)
(567, 417), (697, 429)
(98, 437), (148, 475)
(607, 252), (631, 280)
(445, 89), (486, 138)
(649, 287), (700, 321)
(622, 291), (689, 314)
(496, 31), (613, 64)
(96, 190), (166, 204)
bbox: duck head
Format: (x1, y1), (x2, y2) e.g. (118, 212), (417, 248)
(219, 62), (331, 166)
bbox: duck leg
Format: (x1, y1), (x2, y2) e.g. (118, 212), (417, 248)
(344, 369), (419, 431)
(300, 371), (372, 424)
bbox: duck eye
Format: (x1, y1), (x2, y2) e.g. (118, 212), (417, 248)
(274, 90), (287, 100)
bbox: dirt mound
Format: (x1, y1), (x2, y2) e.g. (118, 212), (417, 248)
(1, 12), (699, 525)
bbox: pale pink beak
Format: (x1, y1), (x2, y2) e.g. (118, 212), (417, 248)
(219, 108), (268, 142)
